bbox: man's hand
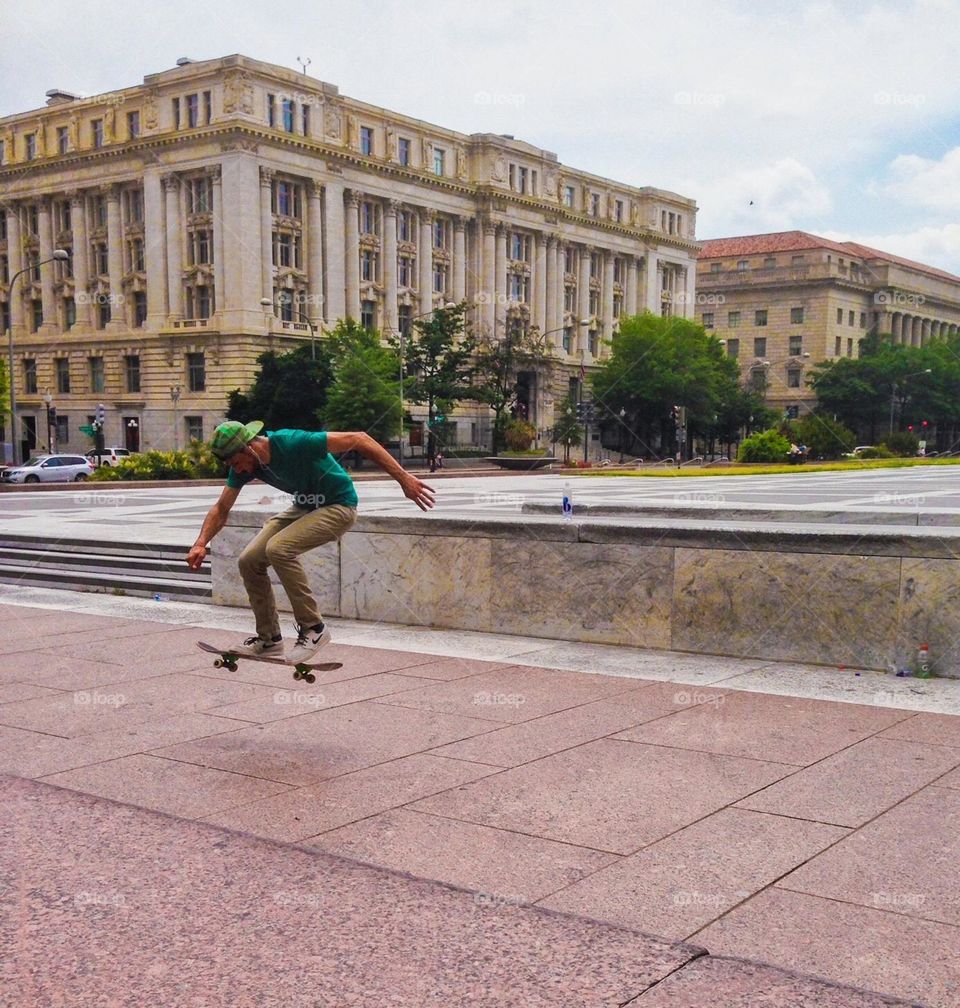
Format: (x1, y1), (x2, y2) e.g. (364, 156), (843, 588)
(186, 544), (207, 570)
(399, 472), (436, 511)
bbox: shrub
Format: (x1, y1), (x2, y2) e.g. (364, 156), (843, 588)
(737, 429), (791, 463)
(90, 442), (227, 482)
(504, 419), (537, 452)
(790, 414), (856, 460)
(857, 446), (895, 459)
(881, 431), (920, 457)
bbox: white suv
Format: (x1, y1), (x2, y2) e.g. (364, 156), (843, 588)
(3, 454), (95, 484)
(86, 447), (133, 467)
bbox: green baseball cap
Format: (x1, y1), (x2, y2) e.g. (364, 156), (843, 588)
(210, 420), (264, 460)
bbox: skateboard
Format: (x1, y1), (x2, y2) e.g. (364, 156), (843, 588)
(196, 641), (343, 684)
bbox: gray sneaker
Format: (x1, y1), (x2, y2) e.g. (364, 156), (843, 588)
(233, 634), (284, 657)
(289, 623), (331, 663)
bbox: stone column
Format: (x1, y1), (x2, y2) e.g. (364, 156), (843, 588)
(645, 250), (659, 311)
(578, 246), (591, 332)
(259, 167), (274, 305)
(6, 205), (23, 338)
(494, 224), (507, 333)
(602, 251), (615, 343)
(912, 316), (921, 346)
(626, 256), (638, 316)
(891, 312), (902, 344)
(678, 266), (692, 319)
(345, 190), (361, 320)
(482, 220), (496, 333)
(453, 216), (467, 304)
(417, 208), (434, 315)
(545, 234), (558, 338)
(382, 199), (399, 334)
(218, 151), (263, 332)
(323, 181), (346, 324)
(69, 192), (93, 328)
(162, 174), (182, 320)
(534, 233), (548, 334)
(210, 166), (224, 319)
(306, 180), (324, 328)
(105, 185), (124, 330)
(37, 198), (57, 334)
(921, 318), (931, 345)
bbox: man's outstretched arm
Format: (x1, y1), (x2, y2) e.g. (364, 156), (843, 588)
(186, 485), (241, 568)
(326, 431), (436, 511)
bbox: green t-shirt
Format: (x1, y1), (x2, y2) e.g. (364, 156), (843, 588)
(226, 430), (358, 509)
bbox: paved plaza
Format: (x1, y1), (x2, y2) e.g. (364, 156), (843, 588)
(2, 587), (958, 1006)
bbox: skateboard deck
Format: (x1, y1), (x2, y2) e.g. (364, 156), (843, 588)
(196, 641), (343, 684)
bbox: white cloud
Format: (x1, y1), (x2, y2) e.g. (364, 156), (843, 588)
(868, 148), (960, 213)
(823, 224), (960, 276)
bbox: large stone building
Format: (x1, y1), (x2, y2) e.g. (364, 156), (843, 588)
(697, 232), (960, 416)
(0, 54), (699, 460)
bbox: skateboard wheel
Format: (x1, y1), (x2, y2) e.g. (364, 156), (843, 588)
(226, 662), (238, 673)
(292, 669), (302, 681)
(213, 658), (224, 668)
(305, 673), (316, 684)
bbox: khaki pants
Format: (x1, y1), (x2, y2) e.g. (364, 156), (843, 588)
(237, 504), (357, 639)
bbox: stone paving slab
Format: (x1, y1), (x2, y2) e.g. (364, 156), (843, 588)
(1, 775), (702, 1008)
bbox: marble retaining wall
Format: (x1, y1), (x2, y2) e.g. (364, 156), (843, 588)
(214, 509), (960, 677)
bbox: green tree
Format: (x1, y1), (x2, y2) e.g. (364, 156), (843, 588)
(550, 395), (582, 463)
(472, 319), (555, 454)
(737, 429), (791, 463)
(789, 413), (855, 460)
(227, 344), (333, 430)
(388, 303), (476, 466)
(591, 312), (739, 458)
(323, 319), (401, 467)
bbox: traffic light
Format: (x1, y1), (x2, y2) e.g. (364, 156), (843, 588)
(922, 420), (929, 428)
(908, 424), (914, 432)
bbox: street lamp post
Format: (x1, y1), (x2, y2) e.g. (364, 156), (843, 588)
(43, 393), (54, 453)
(170, 384), (181, 450)
(5, 249), (70, 464)
(889, 368), (933, 435)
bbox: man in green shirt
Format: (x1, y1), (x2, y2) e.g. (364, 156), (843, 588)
(186, 420), (435, 663)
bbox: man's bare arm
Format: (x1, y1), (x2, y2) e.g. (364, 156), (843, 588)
(326, 431), (436, 511)
(186, 485), (241, 568)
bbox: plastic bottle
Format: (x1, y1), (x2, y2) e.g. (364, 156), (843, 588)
(915, 643), (933, 678)
(562, 482), (574, 520)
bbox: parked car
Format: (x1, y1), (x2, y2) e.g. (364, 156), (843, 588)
(842, 445), (876, 458)
(86, 447), (133, 467)
(2, 454), (95, 484)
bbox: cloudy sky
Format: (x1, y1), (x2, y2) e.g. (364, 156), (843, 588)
(4, 0), (959, 271)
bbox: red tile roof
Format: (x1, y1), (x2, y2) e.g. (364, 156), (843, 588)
(698, 230), (960, 284)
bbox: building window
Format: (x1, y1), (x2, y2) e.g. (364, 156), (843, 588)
(433, 262), (447, 294)
(92, 195), (107, 227)
(398, 210), (413, 242)
(188, 230), (212, 266)
(590, 193), (601, 216)
(508, 273), (528, 302)
(737, 260), (749, 272)
(614, 199), (624, 223)
(754, 337), (767, 358)
(726, 338), (739, 358)
(186, 177), (212, 215)
(433, 147), (445, 176)
(301, 104), (310, 135)
(57, 126), (69, 154)
(55, 415), (69, 444)
(172, 97), (181, 129)
(787, 369), (801, 388)
(187, 352), (206, 392)
(728, 310), (740, 327)
(763, 256), (776, 269)
(710, 262), (722, 273)
(847, 338), (853, 357)
(398, 256), (413, 288)
(186, 93), (200, 128)
(790, 307), (804, 324)
(755, 310), (767, 326)
(281, 99), (295, 133)
(97, 299), (111, 328)
(398, 304), (412, 336)
(360, 201), (377, 235)
(203, 91), (212, 124)
(266, 93), (275, 127)
(272, 179), (300, 218)
(510, 232), (529, 261)
(360, 126), (373, 155)
(398, 137), (410, 166)
(127, 111), (140, 139)
(186, 285), (213, 320)
(564, 247), (575, 274)
(589, 330), (599, 356)
(129, 238), (145, 272)
(433, 219), (447, 250)
(24, 359), (38, 394)
(589, 290), (600, 315)
(509, 163), (529, 194)
(360, 299), (376, 331)
(126, 189), (144, 223)
(789, 335), (803, 356)
(133, 291), (147, 327)
(791, 254), (805, 265)
(186, 416), (204, 443)
(64, 297), (76, 330)
(562, 326), (572, 352)
(589, 252), (600, 279)
(563, 185), (575, 208)
(55, 358), (70, 393)
(836, 308), (843, 324)
(94, 243), (109, 275)
(848, 310), (855, 326)
(91, 119), (104, 147)
(25, 133), (36, 160)
(31, 299), (43, 332)
(702, 312), (714, 329)
(0, 140), (5, 164)
(360, 249), (376, 282)
(860, 312), (866, 328)
(835, 335), (841, 356)
(563, 286), (575, 312)
(89, 356), (105, 394)
(613, 258), (624, 284)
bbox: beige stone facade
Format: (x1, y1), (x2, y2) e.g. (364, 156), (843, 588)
(697, 232), (960, 416)
(0, 54), (698, 458)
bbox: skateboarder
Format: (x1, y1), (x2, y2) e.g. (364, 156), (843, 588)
(186, 421), (435, 663)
